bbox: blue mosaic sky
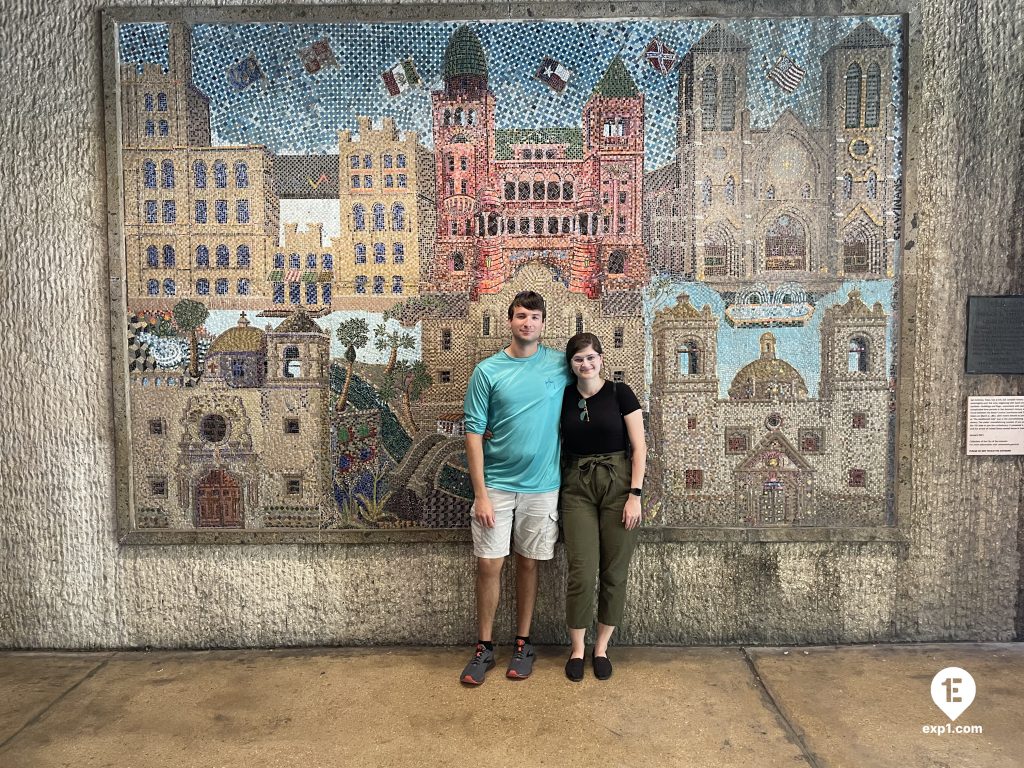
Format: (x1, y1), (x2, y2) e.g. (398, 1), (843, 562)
(119, 17), (903, 171)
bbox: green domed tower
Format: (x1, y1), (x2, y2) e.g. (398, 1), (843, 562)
(442, 25), (488, 97)
(431, 25), (495, 294)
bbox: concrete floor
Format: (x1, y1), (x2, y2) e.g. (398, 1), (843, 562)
(0, 644), (1020, 768)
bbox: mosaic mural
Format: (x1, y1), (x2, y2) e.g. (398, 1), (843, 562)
(111, 14), (904, 535)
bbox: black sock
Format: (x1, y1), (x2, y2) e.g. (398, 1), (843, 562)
(515, 635), (530, 645)
(478, 640), (494, 651)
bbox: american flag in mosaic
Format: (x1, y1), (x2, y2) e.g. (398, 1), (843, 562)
(766, 53), (806, 92)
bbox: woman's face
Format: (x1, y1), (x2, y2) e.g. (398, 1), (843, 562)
(570, 345), (602, 380)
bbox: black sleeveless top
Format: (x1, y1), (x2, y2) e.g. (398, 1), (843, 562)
(560, 381), (641, 457)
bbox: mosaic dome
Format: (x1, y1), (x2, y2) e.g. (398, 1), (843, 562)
(208, 313), (266, 354)
(443, 26), (487, 80)
(728, 332), (808, 400)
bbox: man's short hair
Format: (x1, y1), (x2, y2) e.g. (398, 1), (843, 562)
(508, 290), (546, 320)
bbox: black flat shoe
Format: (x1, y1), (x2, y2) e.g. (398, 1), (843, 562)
(593, 654), (613, 680)
(565, 656), (585, 682)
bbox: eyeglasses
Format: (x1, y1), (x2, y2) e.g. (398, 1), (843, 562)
(571, 354), (601, 366)
(577, 397), (590, 422)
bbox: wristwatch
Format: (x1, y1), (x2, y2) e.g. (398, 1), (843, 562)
(628, 487), (642, 497)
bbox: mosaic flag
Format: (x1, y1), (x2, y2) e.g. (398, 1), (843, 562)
(643, 38), (678, 74)
(766, 53), (806, 92)
(298, 38), (339, 75)
(382, 58), (421, 97)
(535, 57), (573, 93)
(226, 54), (264, 90)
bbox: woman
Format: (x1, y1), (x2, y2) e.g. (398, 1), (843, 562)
(559, 332), (646, 681)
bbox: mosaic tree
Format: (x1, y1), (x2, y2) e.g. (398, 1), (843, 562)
(335, 317), (369, 412)
(374, 323), (415, 376)
(171, 299), (208, 378)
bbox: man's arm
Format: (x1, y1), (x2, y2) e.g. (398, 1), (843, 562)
(465, 432), (494, 528)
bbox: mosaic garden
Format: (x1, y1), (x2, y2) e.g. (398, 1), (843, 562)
(111, 13), (904, 535)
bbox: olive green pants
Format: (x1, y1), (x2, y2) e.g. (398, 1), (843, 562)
(561, 451), (638, 629)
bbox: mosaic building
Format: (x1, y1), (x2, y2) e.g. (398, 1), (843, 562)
(418, 26), (649, 409)
(121, 24), (280, 308)
(130, 309), (333, 529)
(645, 23), (895, 286)
(649, 290), (890, 526)
(335, 117), (435, 299)
(268, 222), (336, 311)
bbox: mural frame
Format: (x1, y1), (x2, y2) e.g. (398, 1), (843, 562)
(101, 2), (916, 545)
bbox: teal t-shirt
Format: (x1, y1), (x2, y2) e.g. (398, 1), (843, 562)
(463, 345), (573, 493)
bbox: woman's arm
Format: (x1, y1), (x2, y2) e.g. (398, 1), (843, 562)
(622, 409), (646, 528)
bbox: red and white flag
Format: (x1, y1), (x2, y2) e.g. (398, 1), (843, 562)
(643, 38), (678, 74)
(381, 58), (421, 97)
(535, 57), (573, 93)
(766, 53), (806, 93)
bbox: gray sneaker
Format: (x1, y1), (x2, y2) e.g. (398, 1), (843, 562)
(460, 644), (495, 685)
(506, 639), (536, 679)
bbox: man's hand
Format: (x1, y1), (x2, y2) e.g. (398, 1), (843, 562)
(473, 494), (496, 528)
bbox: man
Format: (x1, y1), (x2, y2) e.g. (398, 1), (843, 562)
(460, 291), (572, 685)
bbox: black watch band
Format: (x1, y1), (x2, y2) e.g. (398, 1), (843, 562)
(629, 487), (642, 497)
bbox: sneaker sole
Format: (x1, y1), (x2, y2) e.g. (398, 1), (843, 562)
(461, 661), (496, 686)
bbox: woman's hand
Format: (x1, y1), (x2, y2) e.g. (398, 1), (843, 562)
(623, 495), (642, 529)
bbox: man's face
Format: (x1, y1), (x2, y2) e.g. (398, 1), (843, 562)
(508, 305), (545, 344)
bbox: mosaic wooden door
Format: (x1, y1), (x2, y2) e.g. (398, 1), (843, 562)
(196, 469), (242, 528)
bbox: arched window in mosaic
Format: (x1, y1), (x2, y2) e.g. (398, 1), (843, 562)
(147, 279), (159, 296)
(163, 278), (175, 296)
(353, 204), (365, 231)
(563, 177), (574, 200)
(848, 336), (870, 373)
(146, 245), (158, 267)
(701, 66), (718, 131)
(373, 203), (385, 231)
(865, 63), (881, 128)
(374, 243), (386, 264)
(701, 176), (712, 207)
(842, 219), (882, 274)
(156, 92), (168, 111)
(196, 278), (209, 295)
(451, 252), (465, 272)
(162, 244), (175, 267)
(236, 245), (250, 267)
(575, 312), (584, 335)
(355, 244), (366, 264)
(843, 173), (853, 199)
(161, 160), (175, 188)
(158, 120), (169, 136)
(764, 215), (806, 270)
(144, 93), (154, 111)
(802, 183), (812, 199)
(237, 278), (249, 296)
(392, 203), (405, 231)
(678, 341), (701, 375)
(845, 63), (862, 128)
(704, 223), (741, 277)
(607, 250), (626, 275)
(721, 67), (737, 131)
(193, 161), (207, 188)
(195, 245), (209, 267)
(725, 176), (735, 205)
(213, 161), (227, 188)
(234, 162), (249, 188)
(143, 160), (157, 188)
(216, 245), (229, 267)
(866, 171), (877, 199)
(215, 278), (228, 295)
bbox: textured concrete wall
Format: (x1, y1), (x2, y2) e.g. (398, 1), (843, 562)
(0, 0), (1021, 649)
